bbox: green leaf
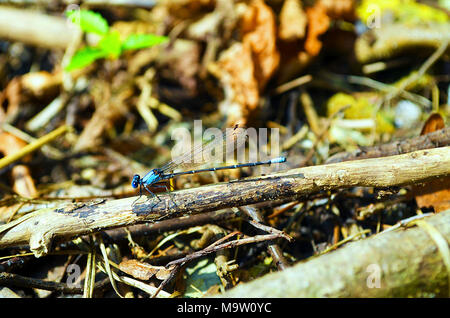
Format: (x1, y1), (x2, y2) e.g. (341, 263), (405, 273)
(121, 33), (169, 51)
(98, 31), (122, 59)
(65, 47), (108, 71)
(66, 9), (109, 35)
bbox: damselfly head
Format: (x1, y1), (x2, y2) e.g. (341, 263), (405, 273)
(131, 174), (141, 188)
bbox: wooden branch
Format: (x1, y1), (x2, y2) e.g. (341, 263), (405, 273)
(326, 127), (450, 163)
(0, 272), (111, 295)
(0, 6), (76, 49)
(103, 209), (237, 241)
(1, 146), (449, 257)
(219, 210), (450, 297)
(355, 23), (450, 63)
(1, 0), (156, 8)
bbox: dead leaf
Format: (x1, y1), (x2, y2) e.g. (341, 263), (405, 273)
(0, 132), (37, 198)
(276, 0), (336, 83)
(156, 39), (201, 99)
(119, 259), (172, 281)
(216, 0), (279, 125)
(241, 0), (280, 90)
(279, 0), (307, 41)
(318, 0), (356, 20)
(74, 80), (133, 151)
(165, 0), (215, 20)
(414, 179), (450, 213)
(20, 71), (62, 98)
(217, 42), (259, 123)
(304, 1), (331, 56)
(420, 113), (445, 135)
(413, 113), (450, 213)
(0, 77), (21, 123)
(0, 70), (63, 123)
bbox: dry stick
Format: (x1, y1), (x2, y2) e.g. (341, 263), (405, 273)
(1, 123), (64, 160)
(166, 233), (284, 267)
(355, 23), (450, 64)
(247, 220), (292, 241)
(326, 127), (450, 163)
(151, 264), (180, 298)
(0, 125), (71, 170)
(200, 231), (242, 251)
(66, 0), (157, 7)
(1, 146), (449, 257)
(271, 75), (312, 95)
(346, 75), (431, 107)
(104, 209), (237, 241)
(362, 57), (412, 75)
(0, 272), (111, 295)
(240, 205), (291, 271)
(355, 193), (413, 220)
(299, 88), (321, 137)
(0, 256), (32, 273)
(0, 7), (76, 49)
(152, 231), (242, 298)
(384, 39), (449, 104)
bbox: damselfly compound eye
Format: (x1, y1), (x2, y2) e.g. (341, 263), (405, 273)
(131, 175), (140, 189)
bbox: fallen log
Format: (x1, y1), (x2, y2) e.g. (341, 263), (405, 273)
(219, 210), (450, 297)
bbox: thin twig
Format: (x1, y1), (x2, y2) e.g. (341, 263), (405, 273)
(166, 233), (285, 267)
(384, 39), (449, 103)
(240, 205), (291, 270)
(346, 75), (431, 107)
(271, 74), (312, 95)
(326, 127), (450, 163)
(0, 272), (110, 295)
(0, 125), (71, 170)
(104, 210), (237, 241)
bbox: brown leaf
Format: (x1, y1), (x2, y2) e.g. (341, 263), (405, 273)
(74, 81), (133, 151)
(20, 71), (62, 98)
(0, 132), (37, 198)
(318, 0), (356, 20)
(420, 113), (445, 135)
(217, 43), (259, 118)
(0, 77), (21, 122)
(216, 0), (279, 124)
(241, 0), (280, 90)
(119, 259), (172, 281)
(0, 71), (62, 123)
(165, 0), (215, 20)
(413, 113), (450, 213)
(304, 2), (330, 56)
(156, 39), (201, 97)
(279, 0), (307, 41)
(414, 179), (450, 213)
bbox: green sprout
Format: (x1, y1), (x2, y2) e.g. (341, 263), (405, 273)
(65, 9), (168, 71)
